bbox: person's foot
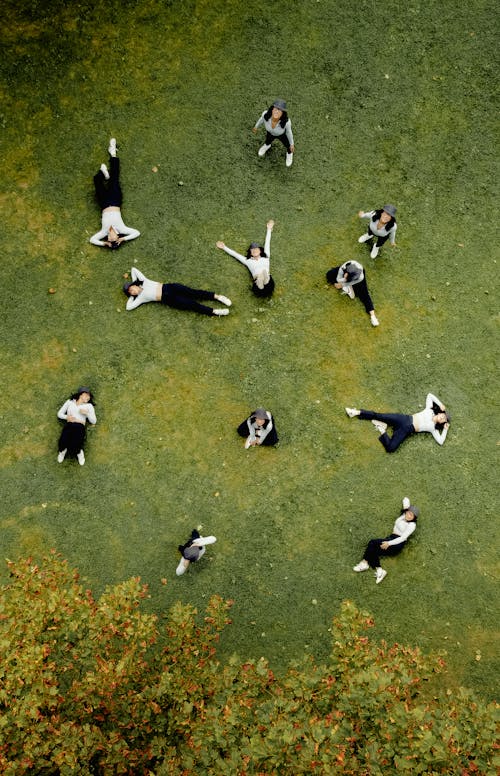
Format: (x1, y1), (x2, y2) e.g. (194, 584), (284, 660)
(342, 285), (355, 299)
(286, 152), (293, 167)
(402, 496), (410, 510)
(258, 143), (271, 157)
(100, 163), (110, 180)
(215, 294), (232, 306)
(77, 450), (85, 466)
(353, 560), (369, 572)
(358, 233), (371, 243)
(108, 138), (117, 157)
(375, 568), (387, 584)
(370, 312), (379, 326)
(372, 420), (387, 434)
(213, 308), (229, 316)
(244, 437), (252, 449)
(345, 407), (359, 418)
(370, 245), (379, 259)
(57, 449), (67, 463)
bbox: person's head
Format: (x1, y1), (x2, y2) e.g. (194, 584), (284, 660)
(343, 261), (361, 282)
(251, 408), (268, 426)
(107, 226), (121, 250)
(380, 204), (397, 223)
(183, 545), (200, 561)
(71, 386), (94, 404)
(123, 281), (142, 297)
(246, 241), (266, 260)
(264, 99), (289, 127)
(404, 505), (419, 522)
(434, 410), (450, 425)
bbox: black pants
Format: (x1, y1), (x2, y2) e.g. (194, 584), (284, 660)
(265, 131), (292, 153)
(93, 155), (122, 209)
(367, 228), (390, 247)
(161, 283), (217, 316)
(326, 267), (374, 314)
(358, 410), (414, 453)
(58, 422), (86, 457)
(363, 534), (405, 568)
(252, 276), (275, 298)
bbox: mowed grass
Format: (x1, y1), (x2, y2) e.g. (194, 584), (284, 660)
(0, 0), (498, 699)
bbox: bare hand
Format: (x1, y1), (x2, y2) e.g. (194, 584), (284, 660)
(216, 241), (225, 249)
(334, 283), (342, 289)
(267, 219), (274, 230)
(289, 144), (295, 153)
(251, 127), (257, 134)
(380, 541), (389, 550)
(391, 242), (397, 247)
(358, 210), (365, 217)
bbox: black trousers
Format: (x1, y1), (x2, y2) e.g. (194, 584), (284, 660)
(367, 227), (390, 247)
(265, 131), (292, 153)
(358, 410), (415, 453)
(363, 534), (406, 568)
(237, 418), (279, 445)
(326, 267), (374, 314)
(161, 283), (217, 316)
(58, 422), (86, 457)
(252, 276), (275, 297)
(93, 155), (122, 209)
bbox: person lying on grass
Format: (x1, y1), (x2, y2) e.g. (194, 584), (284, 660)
(345, 393), (450, 453)
(216, 219), (275, 298)
(57, 387), (96, 466)
(90, 138), (140, 249)
(353, 497), (419, 584)
(123, 267), (232, 316)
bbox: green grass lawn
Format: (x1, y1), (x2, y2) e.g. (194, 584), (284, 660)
(1, 0), (498, 700)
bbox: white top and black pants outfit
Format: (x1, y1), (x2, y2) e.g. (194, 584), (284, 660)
(254, 110), (294, 153)
(357, 393), (448, 453)
(362, 514), (416, 568)
(326, 261), (374, 315)
(360, 209), (397, 249)
(90, 155), (140, 246)
(219, 225), (274, 298)
(57, 400), (96, 458)
(126, 268), (221, 316)
(237, 411), (279, 446)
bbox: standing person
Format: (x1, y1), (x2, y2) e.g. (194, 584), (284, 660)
(90, 138), (140, 249)
(123, 267), (232, 316)
(358, 205), (397, 259)
(237, 408), (278, 448)
(345, 393), (450, 453)
(176, 529), (217, 576)
(326, 260), (379, 326)
(353, 497), (419, 584)
(57, 387), (96, 466)
(252, 99), (295, 167)
(216, 220), (275, 297)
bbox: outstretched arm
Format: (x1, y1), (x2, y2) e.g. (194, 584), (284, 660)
(216, 241), (250, 268)
(264, 220), (274, 256)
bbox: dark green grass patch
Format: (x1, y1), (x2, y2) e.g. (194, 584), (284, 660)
(0, 0), (498, 700)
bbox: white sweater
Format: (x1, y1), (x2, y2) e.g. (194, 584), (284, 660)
(254, 112), (294, 146)
(125, 267), (160, 310)
(412, 393), (448, 445)
(57, 400), (96, 425)
(90, 210), (140, 246)
(386, 515), (416, 546)
(246, 411), (273, 444)
(221, 227), (272, 288)
(360, 210), (397, 243)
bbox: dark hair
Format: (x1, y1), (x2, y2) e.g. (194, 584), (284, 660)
(70, 389), (95, 405)
(108, 240), (121, 250)
(263, 105), (289, 128)
(123, 279), (144, 297)
(246, 245), (267, 260)
(399, 509), (418, 523)
(433, 405), (451, 431)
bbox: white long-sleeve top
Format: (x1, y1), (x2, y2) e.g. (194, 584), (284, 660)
(125, 267), (160, 310)
(386, 515), (416, 546)
(360, 210), (397, 243)
(246, 411), (273, 444)
(57, 399), (96, 425)
(336, 260), (364, 288)
(191, 535), (217, 548)
(90, 210), (140, 246)
(221, 227), (272, 288)
(254, 112), (294, 146)
(412, 393), (448, 445)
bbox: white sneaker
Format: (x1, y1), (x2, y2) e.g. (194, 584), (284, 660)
(286, 152), (293, 167)
(358, 233), (371, 243)
(345, 407), (359, 418)
(370, 312), (379, 326)
(100, 163), (110, 180)
(176, 558), (187, 576)
(213, 308), (229, 316)
(244, 437), (252, 449)
(342, 285), (355, 299)
(258, 143), (271, 157)
(215, 294), (232, 306)
(375, 568), (387, 584)
(57, 449), (67, 463)
(370, 245), (379, 259)
(353, 560), (369, 572)
(77, 450), (85, 466)
(372, 420), (387, 434)
(402, 497), (410, 510)
(108, 138), (117, 156)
